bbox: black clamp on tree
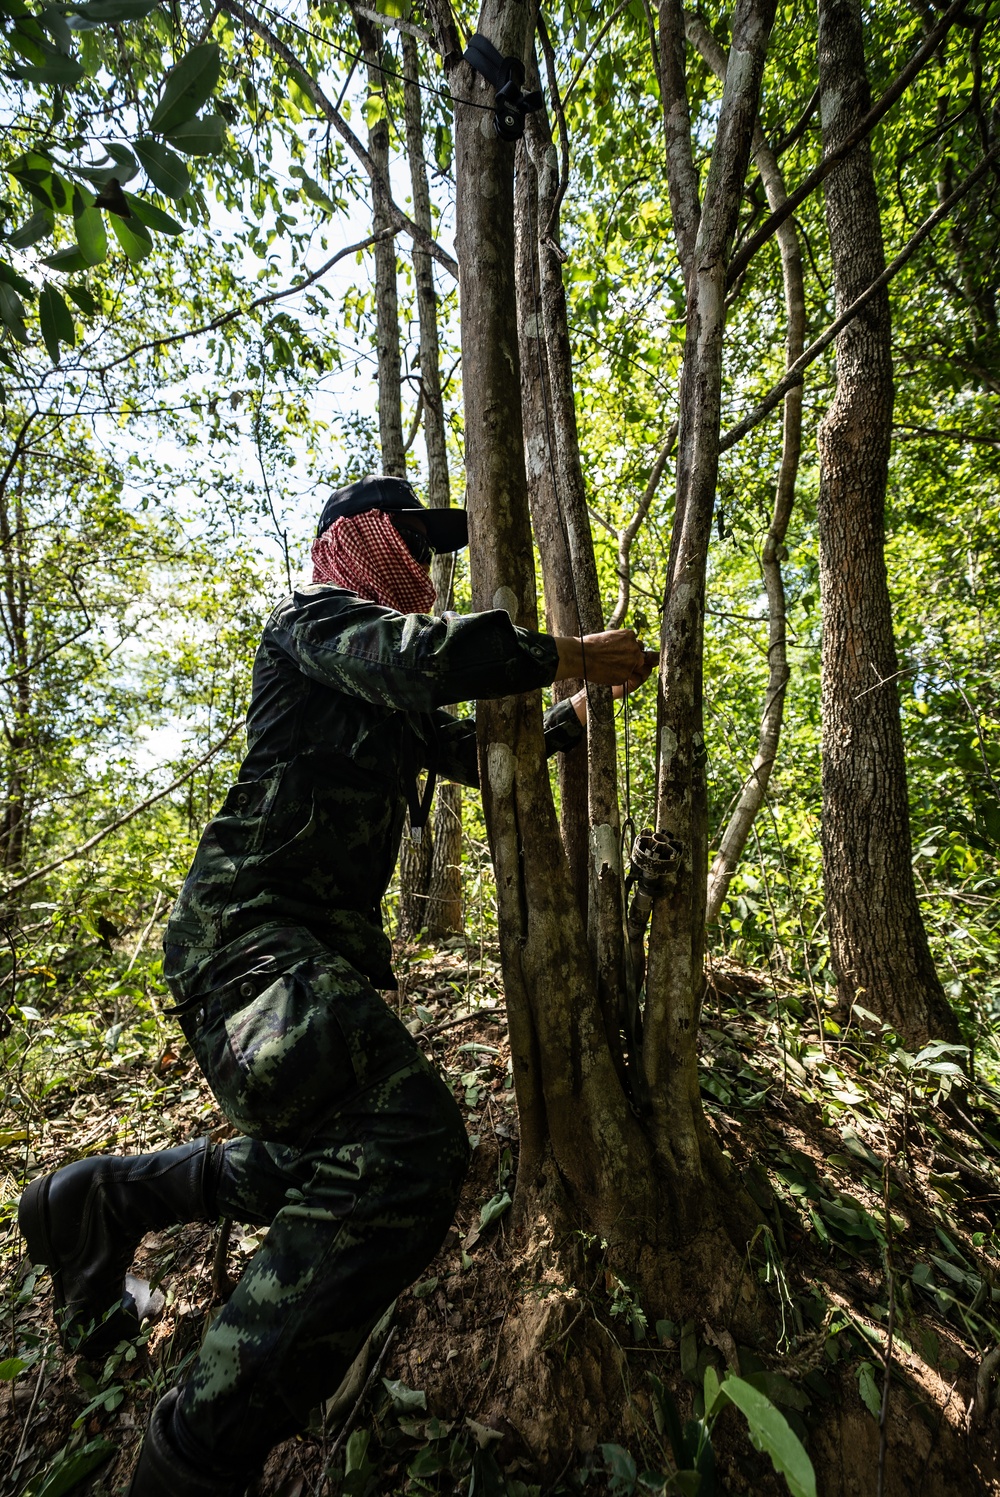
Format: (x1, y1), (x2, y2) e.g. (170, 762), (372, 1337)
(464, 32), (543, 141)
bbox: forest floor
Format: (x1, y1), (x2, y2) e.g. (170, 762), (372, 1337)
(4, 940), (1000, 1497)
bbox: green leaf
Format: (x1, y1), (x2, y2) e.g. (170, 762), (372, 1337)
(7, 208), (53, 249)
(41, 245), (89, 273)
(599, 1444), (637, 1494)
(288, 165), (336, 212)
(718, 1376), (817, 1497)
(914, 1042), (969, 1065)
(133, 136), (189, 198)
(74, 204), (106, 265)
(163, 113), (226, 156)
(12, 161), (73, 215)
(680, 1319), (698, 1381)
(344, 1427), (371, 1477)
(703, 1362), (722, 1417)
(382, 1378), (426, 1413)
(38, 7), (73, 53)
(103, 142), (139, 182)
(108, 213), (152, 262)
(0, 280), (29, 342)
(39, 280), (74, 362)
(856, 1361), (881, 1419)
(649, 1373), (693, 1469)
(123, 193), (183, 236)
(9, 55), (84, 84)
(361, 93), (386, 128)
(149, 42), (222, 135)
(66, 283), (97, 315)
(0, 258), (34, 295)
(478, 1190), (511, 1229)
(742, 1372), (811, 1413)
(23, 1437), (116, 1497)
(0, 1356), (27, 1378)
(69, 0), (159, 15)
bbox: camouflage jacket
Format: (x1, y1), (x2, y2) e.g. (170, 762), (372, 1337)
(164, 586), (583, 990)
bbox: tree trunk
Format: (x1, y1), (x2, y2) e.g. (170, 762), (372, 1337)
(454, 0), (648, 1230)
(0, 461), (31, 874)
(354, 9), (405, 479)
(686, 16), (805, 928)
(816, 0), (958, 1046)
(426, 784), (463, 938)
(643, 0), (777, 1227)
(452, 0), (769, 1343)
(514, 155), (589, 917)
(516, 45), (627, 1037)
(399, 29), (462, 943)
(355, 8), (425, 938)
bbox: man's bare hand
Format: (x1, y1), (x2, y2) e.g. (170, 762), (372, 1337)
(554, 631), (656, 689)
(614, 649), (658, 698)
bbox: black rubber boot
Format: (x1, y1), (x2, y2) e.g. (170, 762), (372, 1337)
(128, 1388), (250, 1497)
(18, 1137), (221, 1357)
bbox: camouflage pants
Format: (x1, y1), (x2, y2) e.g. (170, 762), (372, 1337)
(165, 923), (470, 1473)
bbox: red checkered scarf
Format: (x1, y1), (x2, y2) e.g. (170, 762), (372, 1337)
(311, 509), (436, 614)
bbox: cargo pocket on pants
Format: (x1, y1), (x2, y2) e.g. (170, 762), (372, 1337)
(182, 961), (361, 1144)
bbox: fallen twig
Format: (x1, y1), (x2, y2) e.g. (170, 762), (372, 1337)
(322, 1326), (398, 1482)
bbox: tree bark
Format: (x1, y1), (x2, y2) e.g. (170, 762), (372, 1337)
(515, 46), (627, 1043)
(658, 0), (701, 284)
(514, 155), (589, 917)
(685, 15), (805, 928)
(0, 430), (34, 875)
(454, 0), (645, 1235)
(645, 0), (777, 1211)
(397, 31), (463, 941)
(354, 8), (426, 939)
(816, 0), (958, 1045)
(354, 7), (406, 478)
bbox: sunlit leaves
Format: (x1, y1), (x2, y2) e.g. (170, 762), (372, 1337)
(41, 244), (89, 273)
(125, 194), (184, 236)
(9, 53), (84, 83)
(148, 42), (222, 135)
(7, 208), (53, 249)
(163, 114), (227, 156)
(68, 0), (160, 17)
(0, 17), (232, 356)
(134, 137), (190, 198)
(73, 186), (107, 265)
(9, 151), (74, 215)
(109, 212), (153, 262)
(38, 279), (75, 361)
(0, 278), (30, 342)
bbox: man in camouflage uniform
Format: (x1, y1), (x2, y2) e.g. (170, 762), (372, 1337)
(19, 476), (650, 1495)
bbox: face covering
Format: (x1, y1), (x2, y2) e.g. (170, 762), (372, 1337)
(310, 508), (436, 614)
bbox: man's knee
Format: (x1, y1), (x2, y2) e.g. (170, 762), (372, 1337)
(319, 1057), (470, 1229)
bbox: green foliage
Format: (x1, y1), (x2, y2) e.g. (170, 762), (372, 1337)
(20, 1437), (116, 1497)
(707, 1374), (816, 1497)
(621, 1362), (816, 1497)
(0, 3), (233, 358)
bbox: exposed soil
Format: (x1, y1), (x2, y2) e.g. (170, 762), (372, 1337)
(4, 945), (1000, 1496)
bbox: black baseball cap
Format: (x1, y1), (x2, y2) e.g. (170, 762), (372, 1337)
(316, 475), (468, 553)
